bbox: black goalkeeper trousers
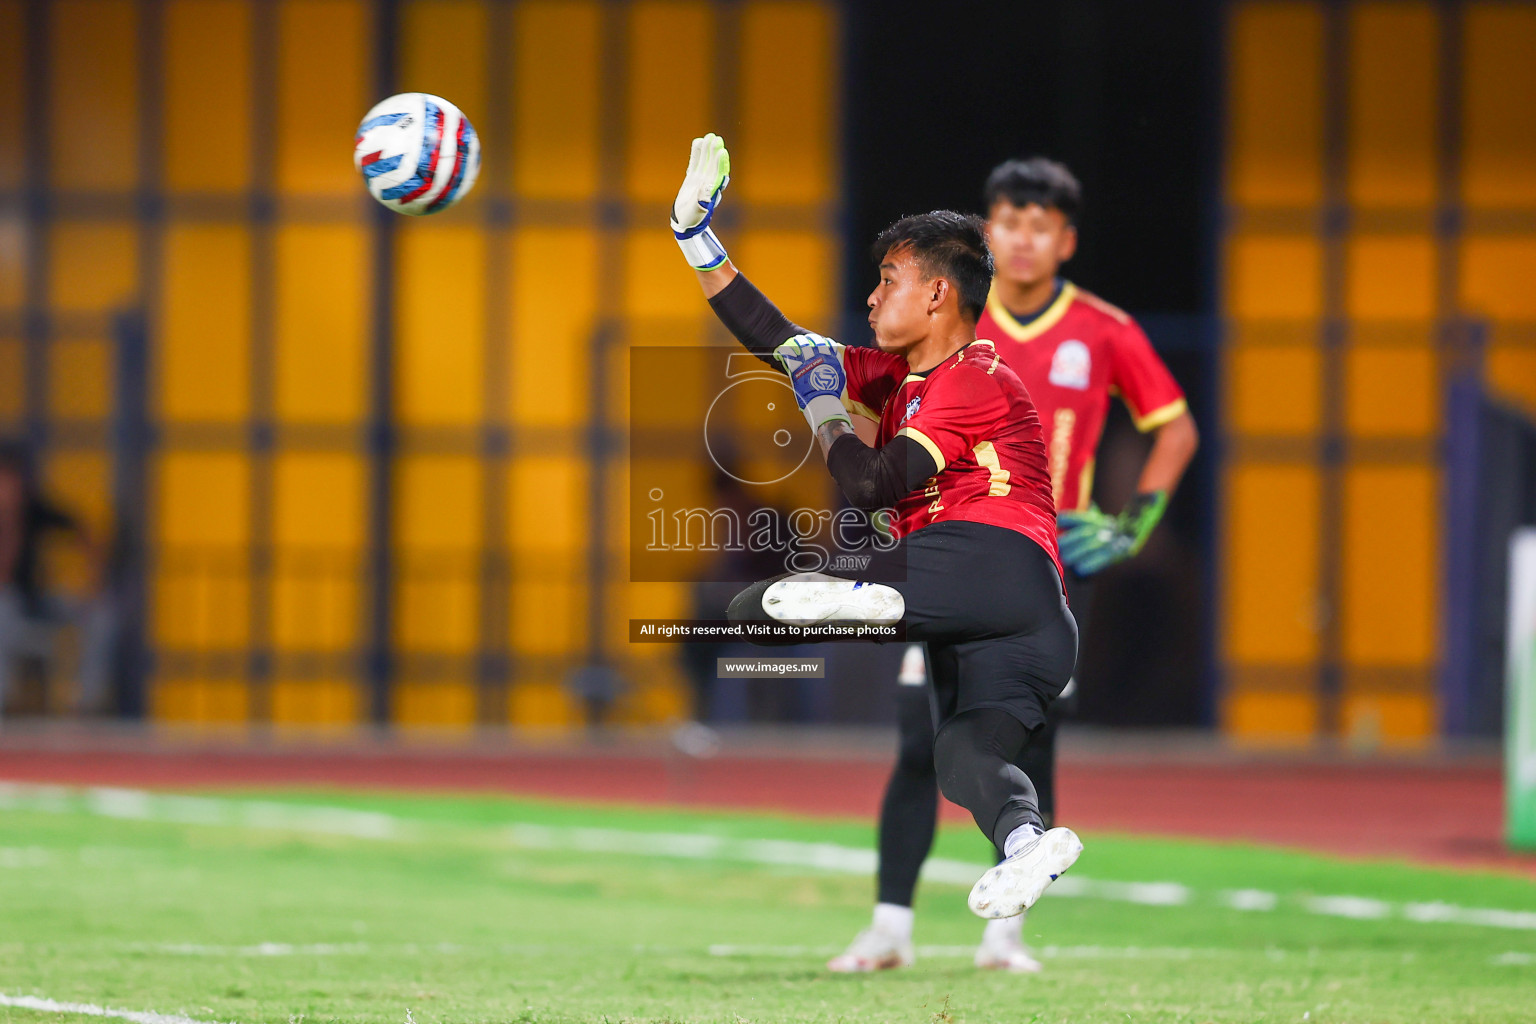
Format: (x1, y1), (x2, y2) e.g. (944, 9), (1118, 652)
(729, 520), (1078, 859)
(876, 573), (1095, 908)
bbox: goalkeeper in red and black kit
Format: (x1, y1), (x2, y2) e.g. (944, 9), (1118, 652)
(670, 134), (1086, 923)
(830, 159), (1200, 972)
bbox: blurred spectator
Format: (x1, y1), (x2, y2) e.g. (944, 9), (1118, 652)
(0, 441), (118, 719)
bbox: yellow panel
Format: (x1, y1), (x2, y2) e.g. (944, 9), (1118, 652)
(1341, 690), (1435, 746)
(1226, 344), (1320, 437)
(272, 452), (364, 651)
(0, 214), (23, 310)
(1344, 235), (1435, 320)
(160, 224), (251, 422)
(49, 0), (139, 191)
(508, 456), (587, 554)
(392, 679), (476, 727)
(1347, 3), (1436, 208)
(510, 576), (585, 656)
(401, 0), (488, 210)
(1228, 1), (1323, 207)
(1344, 343), (1437, 438)
(1227, 235), (1323, 319)
(1224, 462), (1320, 662)
(732, 230), (836, 328)
(0, 0), (24, 189)
(154, 571), (252, 649)
(1486, 341), (1536, 415)
(271, 554), (360, 651)
(1222, 688), (1319, 745)
(154, 451), (251, 648)
(394, 454), (481, 653)
(275, 222), (369, 423)
(49, 337), (113, 420)
(513, 1), (601, 199)
(164, 0), (252, 192)
(277, 0), (368, 196)
(396, 454), (482, 549)
(396, 222), (486, 426)
(270, 679), (361, 726)
(1341, 464), (1437, 665)
(1460, 236), (1536, 320)
(624, 228), (709, 322)
(626, 1), (712, 202)
(509, 678), (580, 729)
(0, 337), (23, 422)
(1463, 4), (1536, 208)
(151, 679), (250, 723)
(48, 222), (137, 312)
(157, 451), (252, 547)
(509, 227), (595, 427)
(736, 2), (835, 205)
(273, 452), (365, 548)
(395, 553), (478, 652)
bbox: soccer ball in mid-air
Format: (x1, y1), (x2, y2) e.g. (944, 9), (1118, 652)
(353, 92), (481, 215)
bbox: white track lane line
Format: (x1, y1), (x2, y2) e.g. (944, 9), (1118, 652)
(0, 992), (231, 1024)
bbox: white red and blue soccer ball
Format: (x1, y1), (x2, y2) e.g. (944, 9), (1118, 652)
(353, 92), (481, 215)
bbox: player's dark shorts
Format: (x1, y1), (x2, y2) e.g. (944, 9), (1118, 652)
(730, 519), (1077, 733)
(874, 520), (1077, 733)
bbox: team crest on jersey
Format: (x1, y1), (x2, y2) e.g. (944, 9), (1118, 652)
(1049, 339), (1092, 390)
(901, 395), (921, 424)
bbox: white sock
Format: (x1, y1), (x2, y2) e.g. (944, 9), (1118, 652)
(1003, 823), (1045, 859)
(982, 913), (1024, 943)
(872, 902), (914, 940)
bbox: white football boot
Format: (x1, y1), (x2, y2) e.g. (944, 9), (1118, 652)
(973, 914), (1043, 973)
(825, 926), (915, 973)
(967, 827), (1083, 919)
(761, 575), (904, 626)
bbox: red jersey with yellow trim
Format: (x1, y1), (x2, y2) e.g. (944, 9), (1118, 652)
(841, 340), (1063, 584)
(977, 281), (1187, 512)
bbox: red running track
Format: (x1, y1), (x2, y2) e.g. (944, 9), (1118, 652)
(0, 743), (1529, 875)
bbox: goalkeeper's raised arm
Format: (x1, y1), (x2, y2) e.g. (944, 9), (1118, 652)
(670, 134), (936, 508)
(671, 134), (815, 371)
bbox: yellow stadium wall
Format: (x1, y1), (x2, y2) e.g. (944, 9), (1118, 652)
(1222, 1), (1536, 747)
(0, 0), (841, 733)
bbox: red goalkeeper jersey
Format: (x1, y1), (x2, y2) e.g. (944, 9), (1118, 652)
(842, 340), (1063, 585)
(977, 281), (1187, 512)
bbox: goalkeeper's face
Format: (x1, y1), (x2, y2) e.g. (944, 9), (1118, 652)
(866, 248), (943, 354)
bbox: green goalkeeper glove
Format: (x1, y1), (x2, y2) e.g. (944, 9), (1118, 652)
(671, 133), (731, 270)
(1056, 491), (1168, 577)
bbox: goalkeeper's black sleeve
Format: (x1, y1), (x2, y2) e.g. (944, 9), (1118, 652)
(825, 433), (938, 511)
(706, 273), (806, 369)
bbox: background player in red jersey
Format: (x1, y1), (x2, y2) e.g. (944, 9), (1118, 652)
(671, 134), (1084, 923)
(829, 159), (1200, 973)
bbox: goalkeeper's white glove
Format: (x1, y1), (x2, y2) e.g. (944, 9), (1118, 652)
(671, 133), (731, 270)
(774, 334), (852, 434)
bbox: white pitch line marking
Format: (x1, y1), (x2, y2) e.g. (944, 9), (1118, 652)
(1222, 888), (1280, 911)
(0, 992), (232, 1024)
(5, 782), (1536, 932)
(1305, 895), (1393, 920)
(705, 943), (1244, 960)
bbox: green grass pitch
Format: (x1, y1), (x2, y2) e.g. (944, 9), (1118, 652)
(2, 785), (1535, 1024)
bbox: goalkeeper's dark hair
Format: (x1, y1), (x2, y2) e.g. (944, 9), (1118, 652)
(871, 210), (994, 323)
(984, 157), (1081, 224)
